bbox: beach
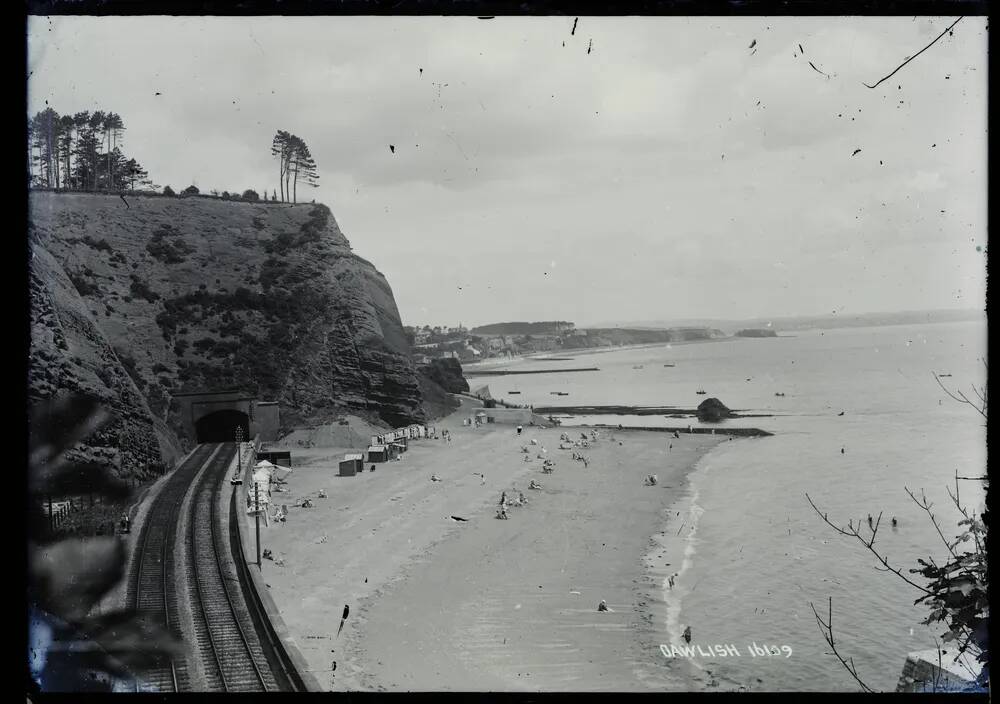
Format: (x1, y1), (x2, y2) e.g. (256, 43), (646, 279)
(255, 397), (725, 691)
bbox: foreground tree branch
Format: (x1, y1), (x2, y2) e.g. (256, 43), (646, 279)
(806, 493), (935, 596)
(810, 597), (876, 693)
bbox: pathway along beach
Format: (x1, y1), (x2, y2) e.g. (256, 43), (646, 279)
(257, 398), (725, 690)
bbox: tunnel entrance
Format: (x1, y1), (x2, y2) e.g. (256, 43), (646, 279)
(195, 409), (250, 443)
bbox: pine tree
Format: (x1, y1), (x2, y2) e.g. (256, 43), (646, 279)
(271, 130), (293, 202)
(289, 136), (320, 203)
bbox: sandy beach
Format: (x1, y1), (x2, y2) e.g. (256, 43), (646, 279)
(255, 398), (724, 691)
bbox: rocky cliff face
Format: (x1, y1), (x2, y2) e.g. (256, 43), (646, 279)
(28, 192), (426, 463)
(29, 243), (180, 479)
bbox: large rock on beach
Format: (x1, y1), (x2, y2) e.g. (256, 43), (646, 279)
(697, 397), (733, 422)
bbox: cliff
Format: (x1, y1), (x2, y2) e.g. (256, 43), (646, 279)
(561, 327), (726, 349)
(29, 244), (181, 479)
(28, 191), (428, 467)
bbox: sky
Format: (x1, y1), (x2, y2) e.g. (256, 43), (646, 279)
(27, 15), (988, 328)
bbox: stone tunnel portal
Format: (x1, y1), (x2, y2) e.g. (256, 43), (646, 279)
(195, 409), (251, 444)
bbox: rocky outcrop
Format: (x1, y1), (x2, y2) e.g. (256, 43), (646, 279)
(419, 358), (470, 395)
(29, 243), (179, 479)
(29, 191), (425, 468)
(696, 397), (733, 422)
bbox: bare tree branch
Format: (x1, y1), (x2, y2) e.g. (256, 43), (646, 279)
(905, 487), (959, 560)
(933, 372), (987, 420)
(810, 597), (876, 692)
(806, 493), (935, 595)
(863, 17), (964, 89)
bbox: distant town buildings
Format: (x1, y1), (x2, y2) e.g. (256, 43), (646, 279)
(403, 321), (729, 363)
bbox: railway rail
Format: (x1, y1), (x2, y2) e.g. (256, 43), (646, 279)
(126, 441), (299, 691)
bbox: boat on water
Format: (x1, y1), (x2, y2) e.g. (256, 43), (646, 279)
(774, 392), (785, 397)
(632, 365), (644, 369)
(663, 363), (675, 367)
(696, 389), (707, 395)
(508, 391), (521, 394)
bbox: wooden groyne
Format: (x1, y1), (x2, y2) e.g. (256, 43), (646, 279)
(465, 367), (599, 376)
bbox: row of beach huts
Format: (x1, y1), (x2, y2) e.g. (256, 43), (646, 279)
(337, 423), (437, 476)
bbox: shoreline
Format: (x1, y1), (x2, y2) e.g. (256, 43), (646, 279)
(258, 397), (727, 690)
(463, 336), (733, 370)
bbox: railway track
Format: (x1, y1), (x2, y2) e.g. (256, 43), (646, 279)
(127, 443), (218, 692)
(186, 443), (277, 691)
(126, 441), (288, 691)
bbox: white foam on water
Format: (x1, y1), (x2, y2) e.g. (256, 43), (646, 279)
(661, 477), (708, 671)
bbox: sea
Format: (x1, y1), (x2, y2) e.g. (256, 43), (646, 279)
(466, 320), (987, 691)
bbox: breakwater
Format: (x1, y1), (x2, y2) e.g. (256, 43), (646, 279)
(534, 404), (773, 419)
(464, 367), (599, 376)
(589, 424), (773, 437)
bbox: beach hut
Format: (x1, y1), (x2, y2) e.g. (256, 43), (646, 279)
(367, 445), (389, 463)
(390, 442), (407, 457)
(339, 453), (364, 476)
(475, 411), (487, 425)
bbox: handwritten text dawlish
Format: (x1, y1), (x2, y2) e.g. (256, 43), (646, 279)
(659, 642), (793, 658)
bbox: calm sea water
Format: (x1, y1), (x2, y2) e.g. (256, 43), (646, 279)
(468, 320), (987, 691)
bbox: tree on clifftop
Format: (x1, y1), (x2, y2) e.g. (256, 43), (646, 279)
(28, 107), (150, 192)
(270, 130), (320, 203)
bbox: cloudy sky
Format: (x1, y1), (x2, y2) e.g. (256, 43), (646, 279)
(27, 15), (987, 328)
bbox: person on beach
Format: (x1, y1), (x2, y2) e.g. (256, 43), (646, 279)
(517, 425), (523, 435)
(867, 513), (873, 528)
(529, 480), (542, 490)
(891, 516), (898, 527)
(668, 574), (675, 589)
(120, 513), (130, 534)
(370, 464), (376, 472)
(598, 600), (609, 612)
(683, 626), (692, 643)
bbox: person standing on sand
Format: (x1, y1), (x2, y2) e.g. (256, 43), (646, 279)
(683, 626), (692, 643)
